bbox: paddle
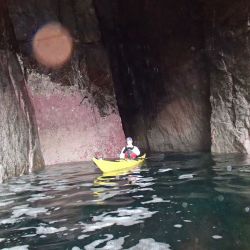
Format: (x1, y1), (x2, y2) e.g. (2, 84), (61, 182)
(95, 153), (164, 161)
(137, 153), (165, 161)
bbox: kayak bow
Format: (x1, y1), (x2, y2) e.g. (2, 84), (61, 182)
(92, 154), (146, 173)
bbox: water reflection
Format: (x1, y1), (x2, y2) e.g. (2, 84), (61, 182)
(1, 153), (250, 249)
(92, 167), (150, 207)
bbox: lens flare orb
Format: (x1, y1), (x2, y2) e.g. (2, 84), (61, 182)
(33, 22), (73, 68)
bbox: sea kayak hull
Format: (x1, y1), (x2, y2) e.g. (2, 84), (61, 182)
(92, 154), (146, 173)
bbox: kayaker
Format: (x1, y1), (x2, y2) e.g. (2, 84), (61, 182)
(120, 137), (140, 159)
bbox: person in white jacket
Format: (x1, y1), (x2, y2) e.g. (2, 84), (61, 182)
(120, 137), (140, 159)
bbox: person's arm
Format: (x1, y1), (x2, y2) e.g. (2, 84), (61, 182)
(132, 146), (140, 156)
(119, 147), (125, 159)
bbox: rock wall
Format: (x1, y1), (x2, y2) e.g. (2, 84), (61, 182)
(0, 2), (44, 182)
(26, 71), (124, 164)
(8, 0), (125, 164)
(204, 0), (250, 154)
(95, 0), (211, 152)
(2, 0), (249, 164)
(95, 0), (250, 154)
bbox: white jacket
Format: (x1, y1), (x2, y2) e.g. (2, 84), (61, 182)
(119, 145), (140, 159)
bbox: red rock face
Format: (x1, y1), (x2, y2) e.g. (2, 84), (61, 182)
(6, 0), (126, 165)
(28, 80), (125, 165)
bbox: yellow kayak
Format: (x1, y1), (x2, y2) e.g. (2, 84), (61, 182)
(92, 154), (146, 174)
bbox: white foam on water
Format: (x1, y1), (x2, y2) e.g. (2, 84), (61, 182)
(239, 169), (250, 173)
(77, 235), (88, 240)
(174, 224), (183, 228)
(128, 187), (154, 195)
(15, 180), (27, 184)
(178, 174), (195, 180)
(100, 216), (137, 227)
(2, 245), (29, 250)
(82, 221), (114, 232)
(41, 223), (51, 227)
(183, 220), (192, 223)
(0, 218), (18, 225)
(136, 177), (155, 188)
(0, 238), (5, 242)
(27, 194), (55, 202)
(134, 174), (143, 178)
(12, 206), (48, 218)
(53, 186), (70, 191)
(136, 182), (154, 188)
(85, 234), (113, 250)
(121, 207), (156, 217)
(49, 219), (67, 224)
(39, 180), (52, 185)
(57, 179), (69, 184)
(101, 236), (127, 249)
(141, 177), (155, 182)
(132, 195), (144, 198)
(12, 204), (29, 210)
(212, 235), (222, 239)
(0, 200), (14, 207)
(141, 195), (170, 204)
(40, 235), (46, 238)
(0, 192), (16, 197)
(9, 184), (44, 192)
(133, 170), (141, 174)
(158, 168), (173, 173)
(36, 226), (67, 234)
(21, 234), (37, 238)
(80, 183), (92, 187)
(72, 247), (82, 250)
(128, 238), (171, 250)
(138, 188), (154, 192)
(82, 207), (157, 232)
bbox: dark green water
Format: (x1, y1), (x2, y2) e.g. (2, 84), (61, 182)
(1, 153), (250, 250)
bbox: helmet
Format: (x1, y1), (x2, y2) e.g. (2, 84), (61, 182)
(126, 137), (133, 143)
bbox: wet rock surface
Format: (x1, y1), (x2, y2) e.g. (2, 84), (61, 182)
(7, 0), (125, 164)
(204, 0), (250, 153)
(0, 2), (44, 182)
(95, 0), (250, 154)
(95, 0), (211, 152)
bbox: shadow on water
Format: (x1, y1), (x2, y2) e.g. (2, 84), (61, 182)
(1, 153), (250, 249)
